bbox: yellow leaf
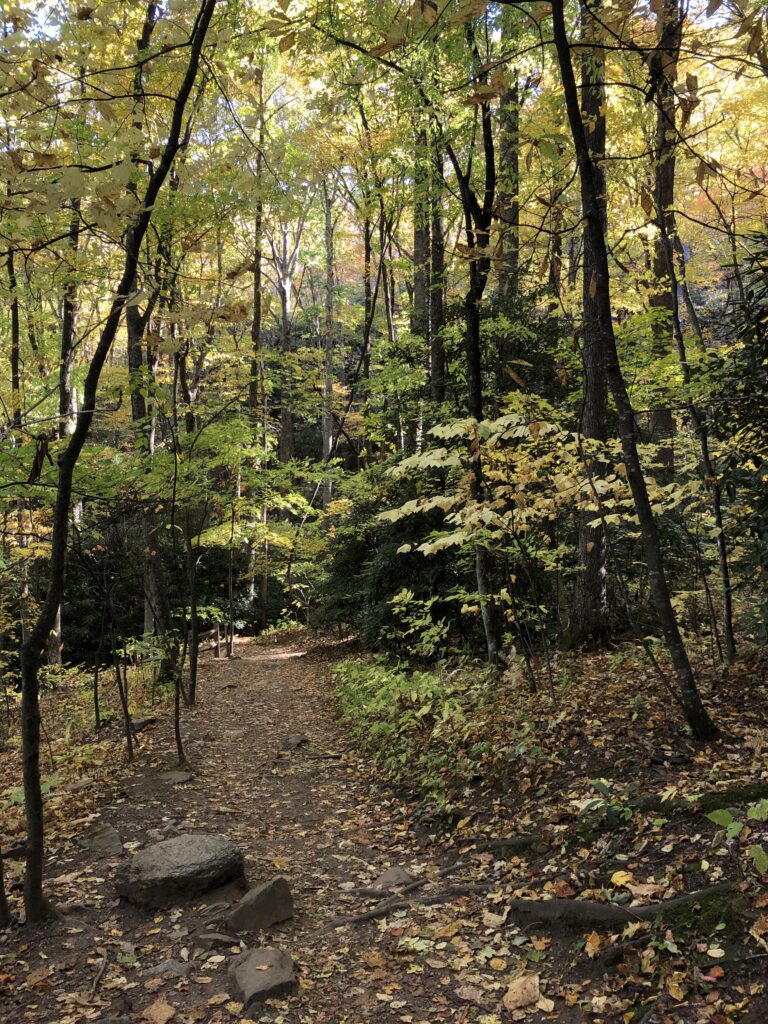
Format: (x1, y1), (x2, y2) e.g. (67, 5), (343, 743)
(585, 931), (601, 958)
(611, 870), (634, 887)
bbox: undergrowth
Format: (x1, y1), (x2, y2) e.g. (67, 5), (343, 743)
(334, 656), (540, 813)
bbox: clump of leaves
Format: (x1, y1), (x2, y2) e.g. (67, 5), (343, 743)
(706, 799), (768, 875)
(334, 657), (534, 811)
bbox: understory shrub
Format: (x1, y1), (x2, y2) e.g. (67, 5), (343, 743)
(334, 657), (534, 812)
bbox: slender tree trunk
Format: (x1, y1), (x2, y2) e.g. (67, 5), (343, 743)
(322, 179), (335, 507)
(551, 0), (717, 740)
(658, 217), (737, 664)
(0, 853), (10, 927)
(430, 142), (446, 403)
(569, 0), (609, 647)
(648, 0), (681, 473)
(412, 124), (430, 346)
(363, 215), (373, 381)
(498, 75), (520, 301)
(18, 0), (217, 921)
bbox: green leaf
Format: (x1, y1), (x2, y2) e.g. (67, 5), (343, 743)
(706, 809), (734, 827)
(747, 799), (768, 822)
(747, 844), (768, 875)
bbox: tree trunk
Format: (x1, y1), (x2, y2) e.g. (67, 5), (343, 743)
(648, 0), (682, 474)
(18, 0), (217, 921)
(430, 142), (446, 403)
(412, 125), (430, 345)
(498, 72), (520, 301)
(551, 0), (717, 740)
(569, 0), (609, 647)
(322, 178), (335, 507)
(0, 853), (10, 927)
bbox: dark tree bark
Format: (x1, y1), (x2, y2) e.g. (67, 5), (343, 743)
(648, 0), (682, 473)
(551, 0), (717, 740)
(498, 7), (520, 304)
(438, 25), (504, 663)
(429, 142), (446, 403)
(18, 0), (217, 922)
(0, 853), (10, 927)
(322, 178), (336, 507)
(569, 0), (609, 647)
(412, 124), (431, 345)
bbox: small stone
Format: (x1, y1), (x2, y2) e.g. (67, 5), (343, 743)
(159, 771), (194, 785)
(281, 734), (307, 750)
(145, 959), (191, 978)
(226, 876), (294, 933)
(115, 833), (246, 908)
(80, 822), (123, 858)
(94, 1017), (131, 1024)
(228, 948), (298, 1007)
(67, 777), (94, 793)
(370, 866), (415, 891)
(198, 932), (238, 950)
(132, 716), (157, 733)
(131, 716), (157, 732)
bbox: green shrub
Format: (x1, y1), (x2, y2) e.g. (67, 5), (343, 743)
(334, 657), (531, 812)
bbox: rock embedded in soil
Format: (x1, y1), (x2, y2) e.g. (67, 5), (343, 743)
(114, 833), (245, 908)
(226, 876), (294, 932)
(159, 770), (194, 785)
(228, 947), (298, 1007)
(131, 716), (157, 733)
(198, 931), (239, 950)
(371, 866), (415, 891)
(80, 822), (123, 858)
(281, 733), (307, 750)
(145, 958), (192, 978)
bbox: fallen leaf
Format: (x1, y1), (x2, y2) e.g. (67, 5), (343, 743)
(207, 992), (230, 1006)
(26, 967), (52, 987)
(143, 999), (175, 1024)
(502, 974), (540, 1011)
(455, 983), (485, 1005)
(611, 870), (633, 887)
(585, 931), (601, 958)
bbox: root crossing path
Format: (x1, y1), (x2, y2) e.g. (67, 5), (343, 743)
(7, 633), (520, 1024)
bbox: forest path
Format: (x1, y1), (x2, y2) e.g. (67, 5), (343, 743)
(10, 631), (520, 1024)
(119, 630), (451, 1023)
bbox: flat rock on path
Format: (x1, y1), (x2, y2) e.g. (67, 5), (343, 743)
(114, 833), (245, 908)
(226, 875), (294, 932)
(229, 947), (298, 1007)
(79, 822), (123, 858)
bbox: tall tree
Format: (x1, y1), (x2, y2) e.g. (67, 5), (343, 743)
(18, 0), (217, 921)
(551, 0), (717, 740)
(569, 0), (609, 647)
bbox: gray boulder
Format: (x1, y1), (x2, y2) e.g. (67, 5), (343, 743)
(226, 876), (294, 933)
(115, 833), (245, 908)
(228, 948), (298, 1007)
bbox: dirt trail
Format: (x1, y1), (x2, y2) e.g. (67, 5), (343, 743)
(3, 633), (489, 1024)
